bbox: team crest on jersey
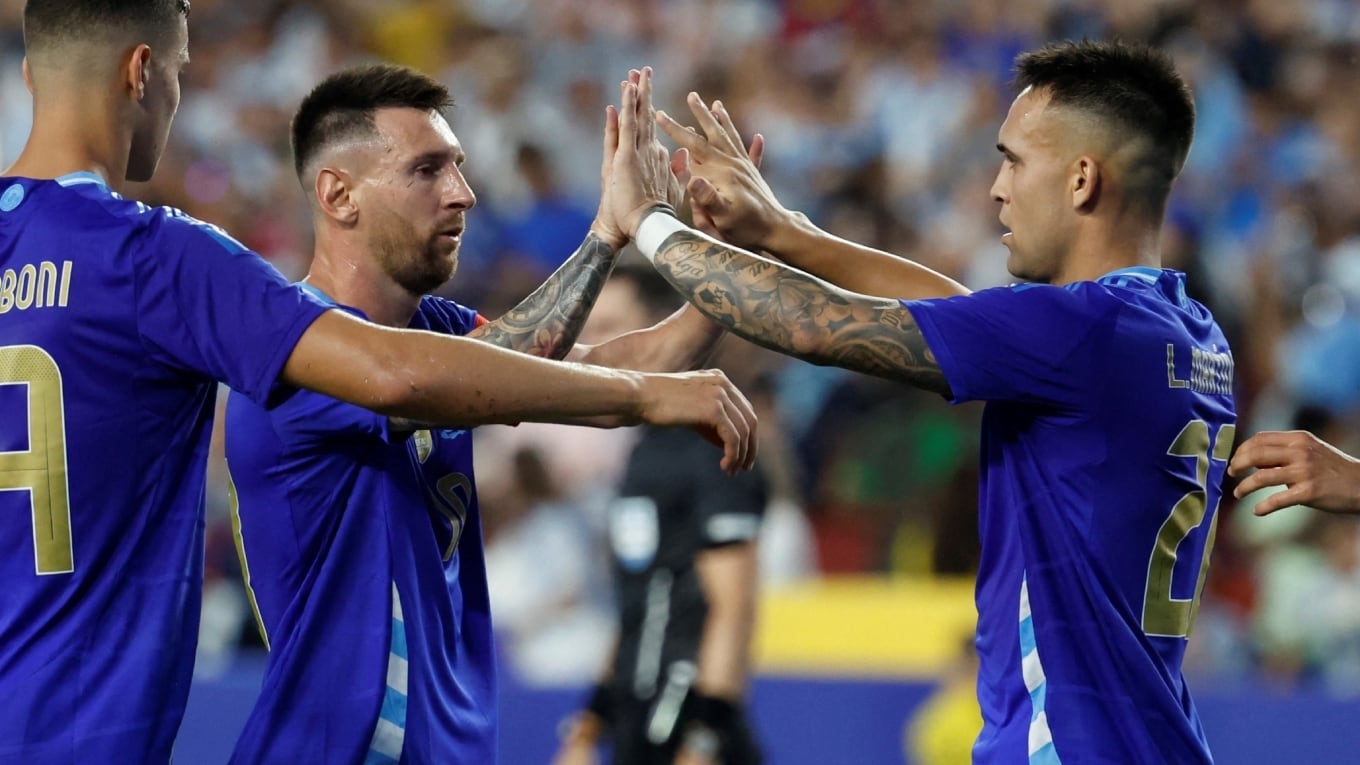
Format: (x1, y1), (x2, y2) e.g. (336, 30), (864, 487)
(412, 429), (434, 463)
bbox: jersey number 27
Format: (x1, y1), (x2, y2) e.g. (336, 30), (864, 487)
(1143, 419), (1235, 639)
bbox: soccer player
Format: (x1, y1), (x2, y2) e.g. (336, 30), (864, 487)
(553, 264), (768, 765)
(0, 3), (753, 762)
(607, 43), (1235, 763)
(224, 65), (745, 764)
(1229, 429), (1360, 516)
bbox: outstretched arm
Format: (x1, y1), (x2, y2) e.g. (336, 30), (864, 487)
(605, 69), (950, 396)
(645, 222), (950, 396)
(657, 91), (968, 301)
(468, 231), (621, 358)
(281, 309), (757, 473)
(567, 303), (726, 372)
(470, 104), (632, 357)
(1229, 430), (1360, 516)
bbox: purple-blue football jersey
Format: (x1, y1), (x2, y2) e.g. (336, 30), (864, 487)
(225, 294), (497, 765)
(905, 267), (1235, 765)
(0, 173), (329, 764)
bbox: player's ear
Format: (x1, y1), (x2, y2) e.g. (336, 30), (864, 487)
(124, 44), (152, 102)
(21, 57), (32, 95)
(1071, 155), (1100, 213)
(315, 167), (359, 225)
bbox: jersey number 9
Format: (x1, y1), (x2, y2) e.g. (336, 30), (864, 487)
(0, 345), (73, 575)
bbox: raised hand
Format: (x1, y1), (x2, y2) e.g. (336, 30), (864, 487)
(589, 103), (627, 250)
(656, 93), (783, 251)
(1228, 430), (1360, 516)
(608, 67), (682, 236)
(635, 368), (757, 475)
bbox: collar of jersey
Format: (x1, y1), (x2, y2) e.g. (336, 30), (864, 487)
(297, 282), (337, 306)
(1096, 266), (1161, 285)
(55, 171), (108, 188)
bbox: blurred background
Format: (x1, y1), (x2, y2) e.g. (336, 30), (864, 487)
(5, 0), (1360, 761)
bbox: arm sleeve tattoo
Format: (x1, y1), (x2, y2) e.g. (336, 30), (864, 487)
(471, 232), (620, 359)
(652, 230), (952, 397)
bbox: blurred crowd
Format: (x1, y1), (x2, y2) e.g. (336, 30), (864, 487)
(6, 0), (1360, 693)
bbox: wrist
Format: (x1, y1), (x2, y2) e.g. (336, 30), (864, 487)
(761, 209), (816, 260)
(633, 206), (688, 264)
(588, 221), (627, 252)
(624, 201), (678, 240)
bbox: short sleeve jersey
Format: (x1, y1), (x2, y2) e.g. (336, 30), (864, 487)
(0, 173), (329, 764)
(904, 268), (1235, 764)
(225, 294), (497, 765)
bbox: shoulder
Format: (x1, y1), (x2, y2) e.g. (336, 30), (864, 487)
(916, 281), (1122, 319)
(143, 206), (253, 256)
(417, 295), (480, 335)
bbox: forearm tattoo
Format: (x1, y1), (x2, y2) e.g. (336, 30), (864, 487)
(653, 231), (952, 396)
(473, 233), (619, 359)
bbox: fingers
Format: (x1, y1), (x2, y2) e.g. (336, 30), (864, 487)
(748, 133), (765, 168)
(617, 79), (638, 149)
(601, 104), (618, 174)
(731, 385), (758, 471)
(1252, 485), (1310, 517)
(671, 147), (691, 186)
(1228, 437), (1292, 478)
(688, 176), (720, 210)
(638, 66), (657, 145)
(686, 91), (736, 154)
(657, 109), (707, 153)
(710, 99), (747, 156)
(1232, 465), (1292, 500)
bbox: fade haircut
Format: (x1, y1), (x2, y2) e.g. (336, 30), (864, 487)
(24, 0), (190, 54)
(1014, 40), (1195, 214)
(291, 64), (454, 183)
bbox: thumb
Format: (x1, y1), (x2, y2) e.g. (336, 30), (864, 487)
(671, 147), (692, 186)
(688, 176), (721, 210)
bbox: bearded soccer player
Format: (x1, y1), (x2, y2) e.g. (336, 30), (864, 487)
(0, 4), (753, 762)
(224, 64), (740, 764)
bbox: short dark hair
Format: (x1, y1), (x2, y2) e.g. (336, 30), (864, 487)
(1014, 40), (1195, 213)
(291, 64), (454, 182)
(24, 0), (190, 52)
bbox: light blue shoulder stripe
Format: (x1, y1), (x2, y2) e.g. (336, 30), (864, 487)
(55, 171), (108, 188)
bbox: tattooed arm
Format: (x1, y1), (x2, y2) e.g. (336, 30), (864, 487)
(605, 68), (954, 395)
(565, 303), (725, 373)
(467, 231), (621, 359)
(650, 226), (952, 397)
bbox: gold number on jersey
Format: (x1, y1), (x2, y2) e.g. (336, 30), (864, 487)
(1143, 420), (1235, 638)
(0, 345), (73, 574)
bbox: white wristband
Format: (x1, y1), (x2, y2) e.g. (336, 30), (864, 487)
(634, 209), (690, 264)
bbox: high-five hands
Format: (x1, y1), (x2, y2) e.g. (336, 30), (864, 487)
(608, 67), (684, 236)
(656, 92), (782, 252)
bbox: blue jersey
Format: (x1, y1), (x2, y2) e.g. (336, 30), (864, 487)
(905, 268), (1235, 764)
(226, 294), (496, 765)
(0, 173), (329, 763)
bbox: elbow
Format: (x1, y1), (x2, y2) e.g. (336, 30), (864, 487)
(357, 355), (422, 415)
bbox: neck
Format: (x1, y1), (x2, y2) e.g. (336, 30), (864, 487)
(1052, 218), (1161, 285)
(305, 227), (422, 328)
(4, 89), (129, 190)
